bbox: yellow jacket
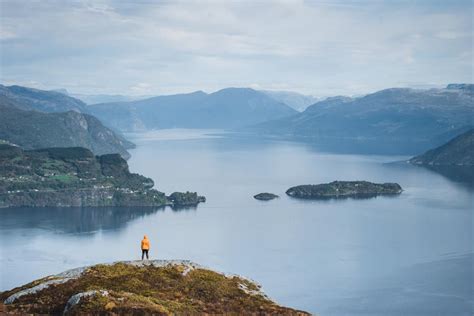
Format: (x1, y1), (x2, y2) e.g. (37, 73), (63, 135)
(141, 235), (150, 250)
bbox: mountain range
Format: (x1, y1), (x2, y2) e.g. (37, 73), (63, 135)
(56, 88), (317, 111)
(2, 83), (472, 156)
(51, 89), (152, 105)
(0, 84), (88, 113)
(0, 87), (133, 158)
(259, 90), (321, 111)
(87, 88), (298, 131)
(251, 84), (474, 152)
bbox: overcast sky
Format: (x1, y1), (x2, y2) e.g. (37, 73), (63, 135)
(0, 0), (472, 96)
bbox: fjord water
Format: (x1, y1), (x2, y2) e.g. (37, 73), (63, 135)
(1, 130), (472, 315)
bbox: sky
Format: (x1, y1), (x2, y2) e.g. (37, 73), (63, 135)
(0, 0), (472, 96)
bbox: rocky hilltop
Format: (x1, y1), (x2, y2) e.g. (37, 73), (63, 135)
(0, 260), (308, 315)
(0, 145), (204, 208)
(286, 181), (402, 199)
(409, 129), (474, 166)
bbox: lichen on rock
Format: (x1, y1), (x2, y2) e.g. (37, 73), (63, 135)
(0, 260), (309, 315)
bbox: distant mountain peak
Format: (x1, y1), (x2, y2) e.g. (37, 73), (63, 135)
(88, 86), (297, 131)
(303, 95), (353, 113)
(189, 90), (208, 96)
(370, 87), (415, 96)
(251, 85), (474, 154)
(446, 83), (474, 91)
(260, 90), (320, 112)
(51, 88), (70, 95)
(323, 95), (353, 102)
(212, 87), (258, 96)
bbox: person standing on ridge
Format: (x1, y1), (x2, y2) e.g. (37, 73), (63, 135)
(141, 235), (150, 260)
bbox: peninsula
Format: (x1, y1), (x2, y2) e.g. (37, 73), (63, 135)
(0, 145), (204, 208)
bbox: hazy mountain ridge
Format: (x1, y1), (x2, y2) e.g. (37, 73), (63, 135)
(0, 94), (134, 159)
(251, 84), (474, 151)
(88, 88), (298, 131)
(0, 84), (88, 113)
(260, 90), (321, 111)
(74, 94), (150, 105)
(52, 89), (152, 105)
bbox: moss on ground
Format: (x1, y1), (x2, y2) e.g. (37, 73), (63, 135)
(0, 262), (309, 315)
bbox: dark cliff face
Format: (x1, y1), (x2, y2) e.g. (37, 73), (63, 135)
(410, 129), (474, 166)
(0, 95), (134, 159)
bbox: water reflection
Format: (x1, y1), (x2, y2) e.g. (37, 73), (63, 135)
(287, 193), (402, 201)
(417, 165), (474, 188)
(0, 207), (165, 234)
(170, 205), (198, 211)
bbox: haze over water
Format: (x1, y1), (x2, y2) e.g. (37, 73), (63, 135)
(1, 129), (472, 315)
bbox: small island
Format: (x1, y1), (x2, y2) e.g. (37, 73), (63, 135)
(0, 145), (205, 208)
(286, 181), (402, 199)
(254, 192), (279, 201)
(168, 191), (206, 207)
(0, 261), (308, 315)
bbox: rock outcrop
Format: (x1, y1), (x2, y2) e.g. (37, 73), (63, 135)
(0, 260), (309, 315)
(254, 192), (279, 201)
(168, 191), (206, 207)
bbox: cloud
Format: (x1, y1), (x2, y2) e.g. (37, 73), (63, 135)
(0, 0), (472, 95)
(130, 82), (153, 94)
(435, 31), (471, 39)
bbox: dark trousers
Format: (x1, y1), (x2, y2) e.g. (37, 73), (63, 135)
(142, 249), (149, 260)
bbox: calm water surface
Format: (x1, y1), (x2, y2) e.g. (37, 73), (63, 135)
(1, 129), (472, 315)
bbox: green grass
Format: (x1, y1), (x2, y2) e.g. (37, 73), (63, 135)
(50, 174), (76, 182)
(0, 263), (309, 315)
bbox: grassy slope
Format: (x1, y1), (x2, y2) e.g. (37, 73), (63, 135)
(0, 262), (309, 315)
